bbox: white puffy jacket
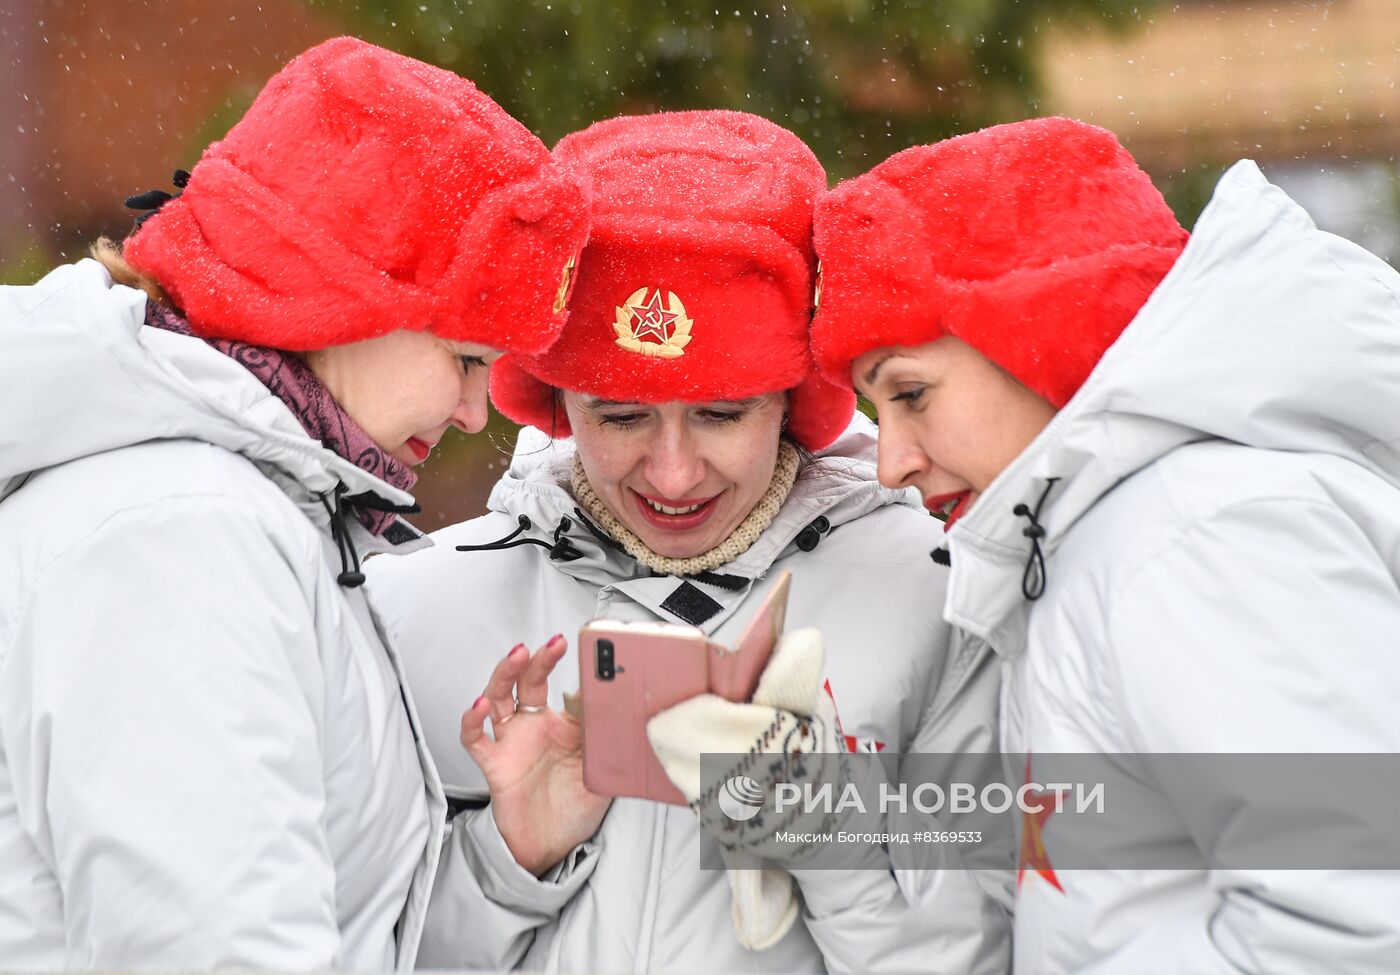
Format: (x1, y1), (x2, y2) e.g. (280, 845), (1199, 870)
(0, 262), (446, 969)
(367, 417), (1011, 973)
(944, 162), (1400, 973)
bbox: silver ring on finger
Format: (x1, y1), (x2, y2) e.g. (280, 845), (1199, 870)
(513, 693), (546, 715)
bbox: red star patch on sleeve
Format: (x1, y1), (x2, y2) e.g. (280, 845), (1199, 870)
(822, 679), (887, 753)
(1017, 753), (1065, 893)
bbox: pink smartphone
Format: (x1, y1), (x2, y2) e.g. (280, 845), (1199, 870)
(578, 572), (791, 805)
(709, 571), (790, 702)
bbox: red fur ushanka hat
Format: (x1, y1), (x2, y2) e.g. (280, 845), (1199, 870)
(125, 37), (589, 354)
(811, 116), (1188, 407)
(489, 110), (856, 451)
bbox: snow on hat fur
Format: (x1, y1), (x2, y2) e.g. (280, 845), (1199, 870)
(811, 116), (1188, 407)
(489, 110), (855, 451)
(125, 36), (589, 354)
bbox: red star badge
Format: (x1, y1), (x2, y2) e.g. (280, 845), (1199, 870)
(630, 289), (678, 343)
(822, 680), (887, 753)
(1017, 754), (1064, 893)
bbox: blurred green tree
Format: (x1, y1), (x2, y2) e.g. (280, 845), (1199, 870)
(320, 0), (1156, 177)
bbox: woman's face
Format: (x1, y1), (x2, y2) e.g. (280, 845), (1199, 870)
(853, 336), (1056, 528)
(306, 330), (502, 467)
(563, 392), (787, 559)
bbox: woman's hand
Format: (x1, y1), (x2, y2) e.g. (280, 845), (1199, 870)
(459, 635), (612, 877)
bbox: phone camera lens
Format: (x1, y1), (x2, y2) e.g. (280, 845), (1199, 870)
(596, 639), (616, 681)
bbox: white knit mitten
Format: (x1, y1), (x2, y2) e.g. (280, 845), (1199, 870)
(647, 628), (839, 950)
(723, 849), (801, 950)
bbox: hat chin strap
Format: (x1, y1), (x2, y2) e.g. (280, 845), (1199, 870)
(569, 440), (799, 578)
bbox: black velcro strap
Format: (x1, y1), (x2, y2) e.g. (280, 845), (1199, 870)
(661, 581), (724, 626)
(446, 795), (489, 819)
(382, 521), (419, 546)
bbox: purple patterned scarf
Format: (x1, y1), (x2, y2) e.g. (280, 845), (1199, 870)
(145, 301), (416, 535)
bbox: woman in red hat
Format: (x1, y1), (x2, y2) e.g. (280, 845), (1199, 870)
(368, 110), (1010, 973)
(0, 37), (587, 969)
(811, 116), (1400, 972)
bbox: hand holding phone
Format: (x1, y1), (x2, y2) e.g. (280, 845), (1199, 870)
(578, 572), (792, 804)
(459, 635), (612, 876)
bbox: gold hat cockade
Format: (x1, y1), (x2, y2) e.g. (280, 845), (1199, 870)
(553, 255), (578, 314)
(613, 287), (693, 358)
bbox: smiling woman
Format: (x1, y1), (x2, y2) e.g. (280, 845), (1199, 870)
(0, 37), (589, 970)
(852, 337), (1057, 528)
(303, 333), (503, 468)
(811, 116), (1400, 972)
(367, 109), (1010, 974)
(564, 393), (788, 559)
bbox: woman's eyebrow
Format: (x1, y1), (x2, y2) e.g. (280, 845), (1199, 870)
(699, 397), (764, 408)
(861, 352), (899, 390)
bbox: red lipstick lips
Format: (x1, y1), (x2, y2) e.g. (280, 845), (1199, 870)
(925, 490), (972, 529)
(631, 489), (720, 532)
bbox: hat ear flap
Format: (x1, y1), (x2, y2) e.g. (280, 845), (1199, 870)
(489, 353), (572, 436)
(785, 366), (856, 451)
(945, 241), (1185, 408)
(433, 162), (590, 353)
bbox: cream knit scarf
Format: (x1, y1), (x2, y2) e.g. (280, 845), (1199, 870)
(570, 440), (800, 576)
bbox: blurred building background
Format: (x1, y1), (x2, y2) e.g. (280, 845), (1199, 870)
(3, 0), (1397, 529)
(1044, 0), (1400, 263)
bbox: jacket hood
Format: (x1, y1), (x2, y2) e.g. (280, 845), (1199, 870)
(477, 412), (917, 591)
(947, 161), (1400, 649)
(0, 261), (419, 539)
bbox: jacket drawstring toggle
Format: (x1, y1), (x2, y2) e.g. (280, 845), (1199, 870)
(456, 514), (584, 562)
(1013, 477), (1059, 601)
(321, 485), (365, 588)
(794, 515), (831, 552)
(319, 487), (421, 589)
(125, 169), (191, 229)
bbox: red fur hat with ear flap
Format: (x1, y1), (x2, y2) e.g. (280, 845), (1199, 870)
(810, 116), (1188, 407)
(125, 36), (589, 355)
(489, 110), (855, 451)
